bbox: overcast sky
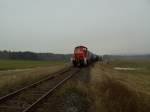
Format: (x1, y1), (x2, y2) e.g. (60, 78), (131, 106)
(0, 0), (150, 55)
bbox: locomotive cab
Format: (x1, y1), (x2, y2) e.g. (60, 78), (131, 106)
(72, 46), (88, 66)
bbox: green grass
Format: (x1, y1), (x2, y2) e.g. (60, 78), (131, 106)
(110, 59), (150, 75)
(108, 59), (150, 92)
(107, 59), (150, 111)
(110, 59), (150, 68)
(0, 59), (65, 70)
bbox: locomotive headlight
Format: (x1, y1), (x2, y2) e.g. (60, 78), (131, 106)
(84, 58), (87, 65)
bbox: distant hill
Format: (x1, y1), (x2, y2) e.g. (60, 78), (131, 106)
(0, 51), (72, 61)
(103, 54), (150, 60)
(1, 50), (149, 61)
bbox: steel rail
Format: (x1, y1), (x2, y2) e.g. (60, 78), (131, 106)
(0, 66), (72, 102)
(22, 69), (80, 112)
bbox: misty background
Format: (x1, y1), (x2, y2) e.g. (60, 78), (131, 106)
(0, 0), (150, 55)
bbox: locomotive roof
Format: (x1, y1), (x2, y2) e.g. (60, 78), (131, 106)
(75, 46), (87, 49)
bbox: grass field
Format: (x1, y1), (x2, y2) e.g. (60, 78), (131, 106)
(48, 59), (150, 112)
(0, 59), (149, 112)
(108, 59), (150, 91)
(110, 59), (150, 69)
(0, 64), (66, 97)
(0, 59), (65, 70)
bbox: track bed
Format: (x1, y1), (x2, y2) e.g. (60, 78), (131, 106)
(0, 67), (80, 112)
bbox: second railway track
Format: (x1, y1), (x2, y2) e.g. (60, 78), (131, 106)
(0, 66), (80, 112)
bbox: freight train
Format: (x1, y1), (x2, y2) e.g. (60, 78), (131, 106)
(71, 46), (99, 66)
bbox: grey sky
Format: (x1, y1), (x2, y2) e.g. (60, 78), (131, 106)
(0, 0), (150, 54)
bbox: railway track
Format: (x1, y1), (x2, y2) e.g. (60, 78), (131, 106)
(0, 67), (80, 112)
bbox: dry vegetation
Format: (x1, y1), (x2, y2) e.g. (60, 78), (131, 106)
(0, 59), (65, 70)
(0, 64), (67, 97)
(44, 60), (150, 112)
(0, 59), (149, 112)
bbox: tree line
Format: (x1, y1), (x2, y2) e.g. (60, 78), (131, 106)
(0, 50), (71, 61)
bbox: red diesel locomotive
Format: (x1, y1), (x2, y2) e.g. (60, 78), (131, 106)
(71, 46), (99, 66)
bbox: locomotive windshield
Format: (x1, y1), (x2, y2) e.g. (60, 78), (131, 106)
(74, 46), (87, 54)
